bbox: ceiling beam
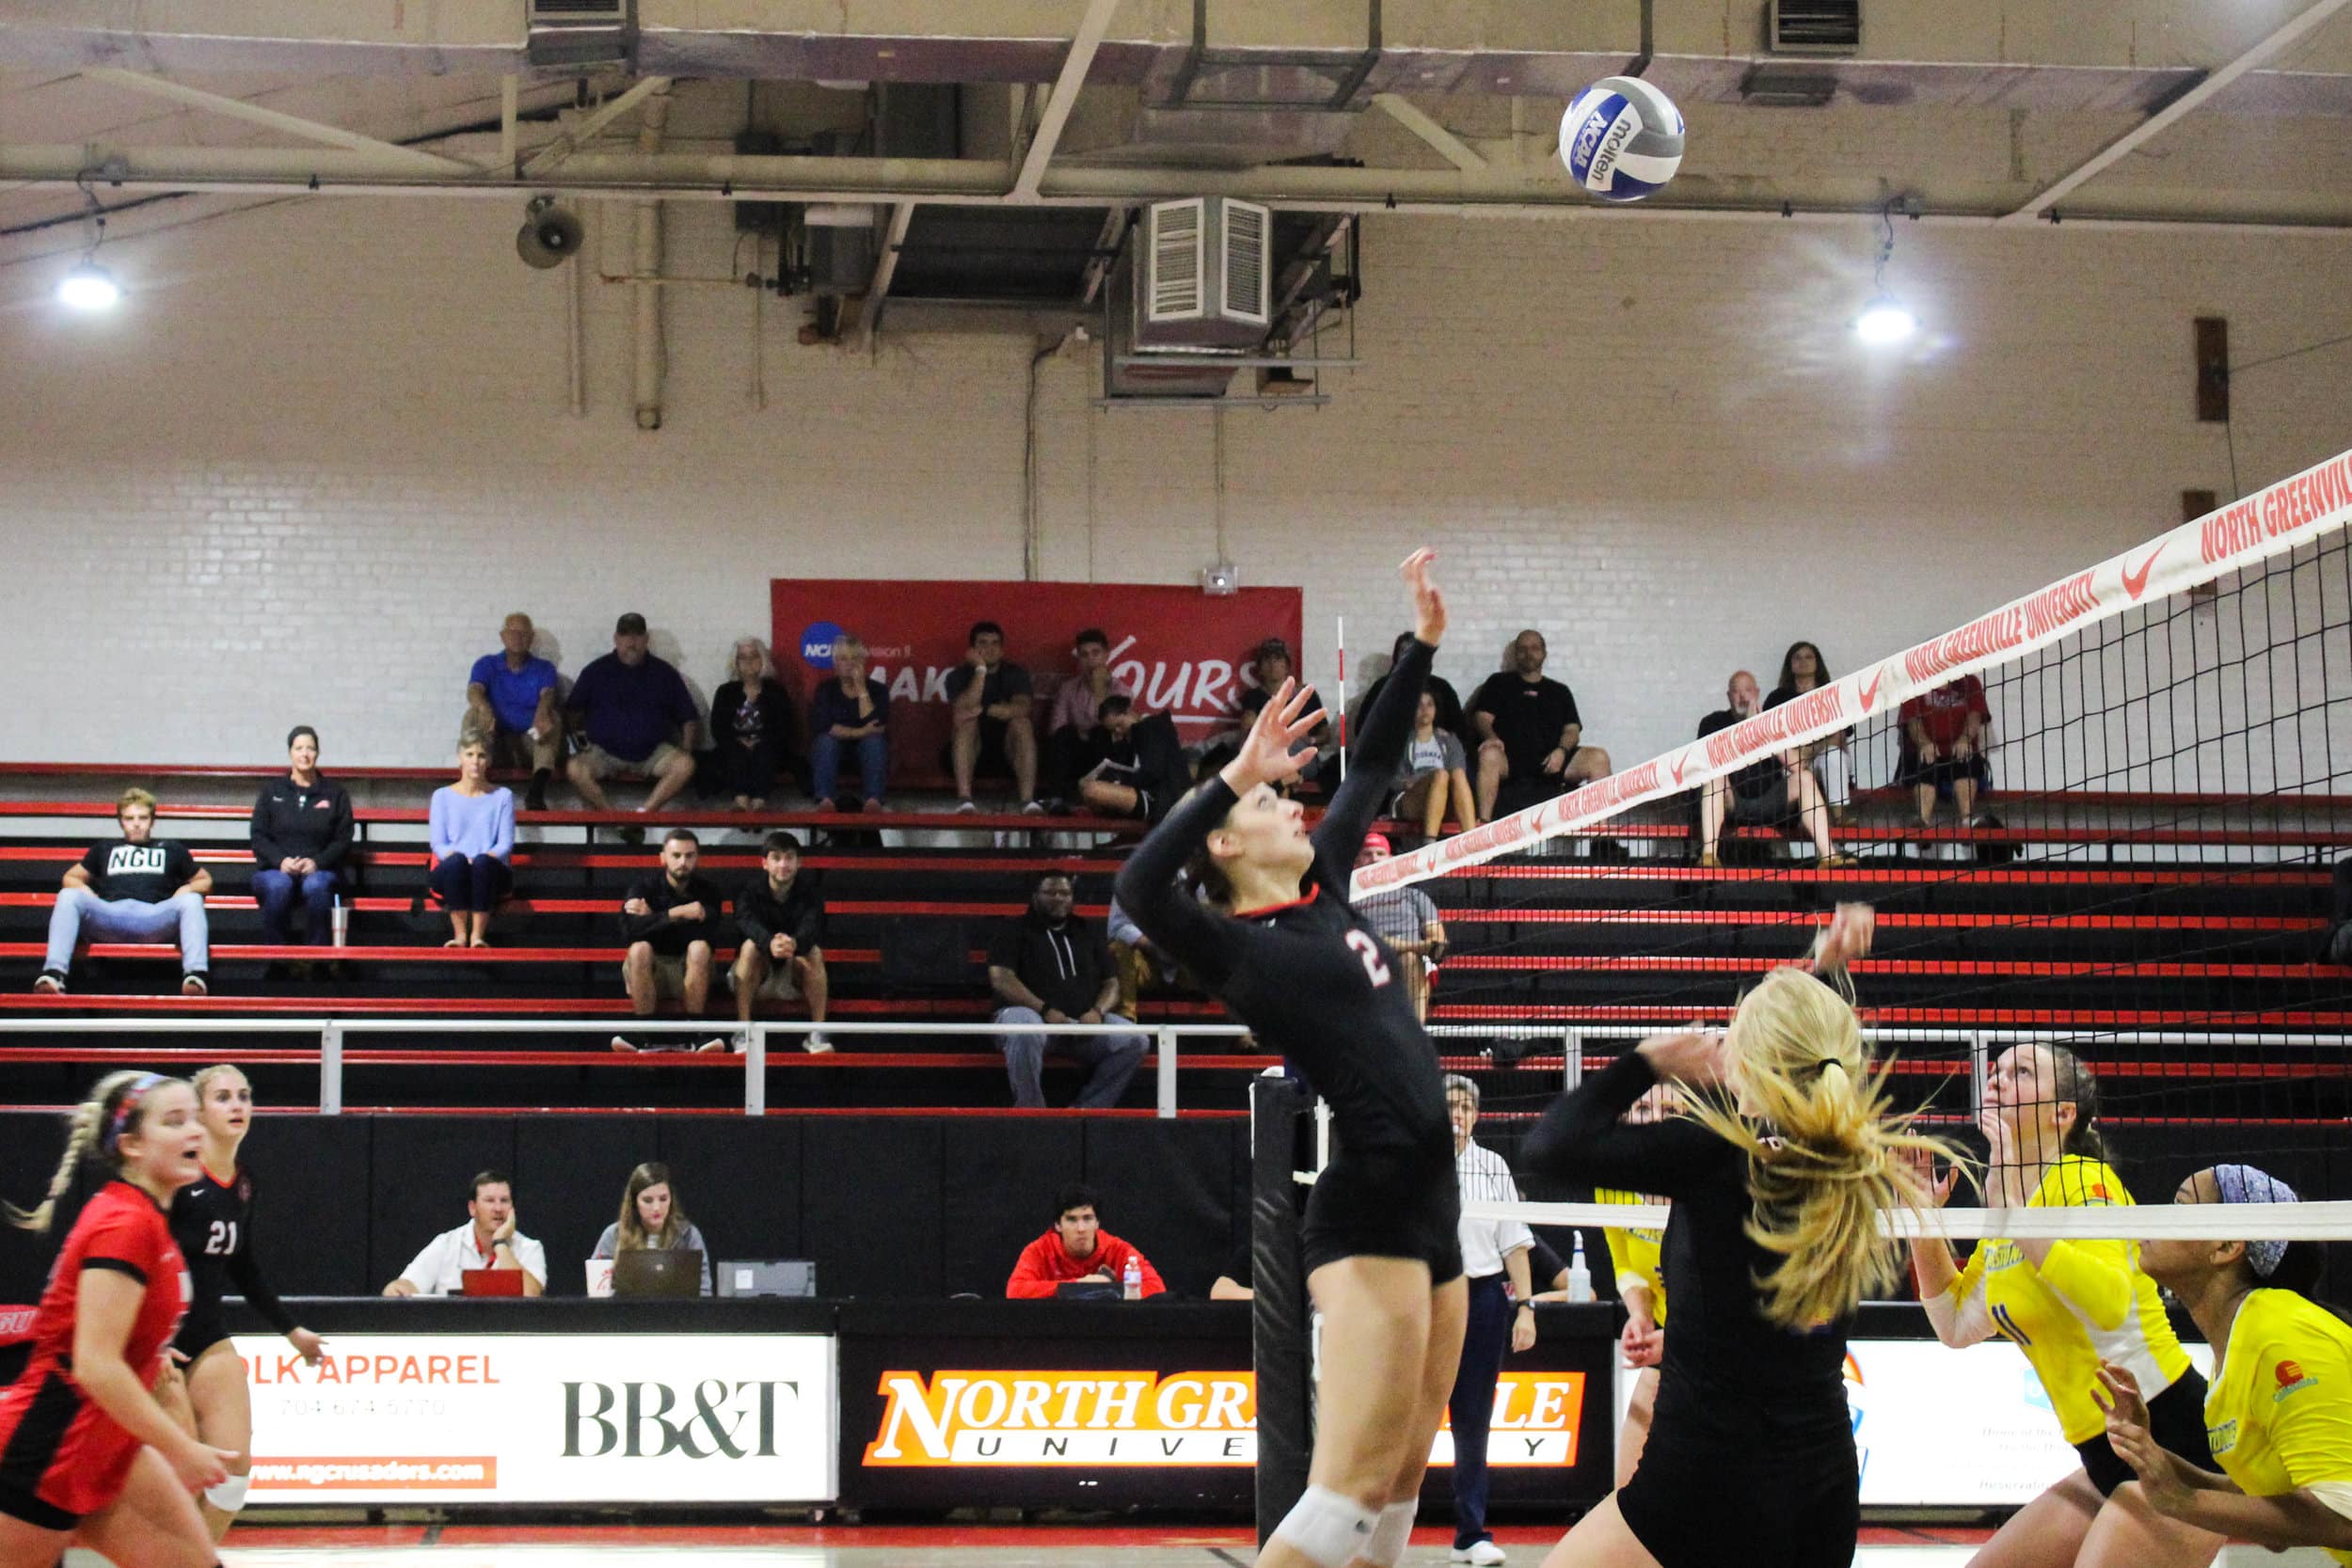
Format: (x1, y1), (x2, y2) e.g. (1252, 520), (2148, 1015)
(80, 68), (475, 176)
(1999, 0), (2352, 224)
(860, 201), (918, 347)
(520, 77), (677, 178)
(1371, 94), (1487, 173)
(1009, 0), (1121, 199)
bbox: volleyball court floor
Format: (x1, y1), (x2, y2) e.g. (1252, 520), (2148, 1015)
(79, 1524), (2339, 1566)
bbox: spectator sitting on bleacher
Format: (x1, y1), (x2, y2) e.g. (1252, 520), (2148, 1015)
(1348, 833), (1445, 1023)
(382, 1169), (544, 1297)
(1695, 671), (1850, 871)
(988, 872), (1148, 1109)
(1766, 640), (1856, 825)
(1006, 1184), (1167, 1298)
(35, 787), (211, 997)
(614, 828), (724, 1047)
(465, 611), (563, 812)
(1393, 689), (1477, 842)
(565, 612), (700, 827)
(1105, 894), (1172, 1018)
(710, 637), (794, 814)
(248, 725), (353, 962)
(729, 831), (833, 1054)
(1074, 696), (1188, 824)
(1044, 627), (1132, 802)
(1468, 628), (1611, 820)
(593, 1162), (713, 1296)
(946, 620), (1041, 814)
(809, 632), (889, 815)
(428, 734), (516, 949)
(1356, 628), (1469, 754)
(1235, 637), (1327, 792)
(1899, 673), (1992, 838)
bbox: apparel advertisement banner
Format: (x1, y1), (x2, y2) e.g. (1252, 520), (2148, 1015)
(237, 1334), (835, 1504)
(771, 579), (1304, 789)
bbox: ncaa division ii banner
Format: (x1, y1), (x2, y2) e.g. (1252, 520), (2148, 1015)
(772, 579), (1305, 789)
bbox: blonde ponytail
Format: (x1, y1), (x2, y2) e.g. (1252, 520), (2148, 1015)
(7, 1070), (178, 1234)
(1682, 969), (1963, 1330)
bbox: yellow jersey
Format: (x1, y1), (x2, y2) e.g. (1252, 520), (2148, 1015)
(1946, 1156), (2190, 1445)
(1597, 1187), (1667, 1323)
(2205, 1288), (2352, 1566)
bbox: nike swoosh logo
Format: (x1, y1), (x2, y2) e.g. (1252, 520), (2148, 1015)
(1859, 669), (1885, 712)
(1672, 752), (1689, 785)
(2122, 544), (2164, 600)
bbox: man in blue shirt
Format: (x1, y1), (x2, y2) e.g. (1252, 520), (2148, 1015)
(564, 612), (701, 819)
(465, 612), (563, 811)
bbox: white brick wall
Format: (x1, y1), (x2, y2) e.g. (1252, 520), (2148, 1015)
(2, 195), (2345, 774)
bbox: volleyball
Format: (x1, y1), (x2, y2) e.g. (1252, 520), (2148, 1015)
(1560, 75), (1685, 202)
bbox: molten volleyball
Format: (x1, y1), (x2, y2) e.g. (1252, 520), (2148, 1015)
(1560, 76), (1685, 202)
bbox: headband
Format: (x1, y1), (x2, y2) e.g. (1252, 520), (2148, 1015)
(2213, 1163), (2299, 1278)
(101, 1073), (166, 1157)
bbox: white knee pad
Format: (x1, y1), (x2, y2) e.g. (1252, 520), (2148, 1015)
(204, 1473), (249, 1513)
(1362, 1500), (1418, 1567)
(1270, 1485), (1380, 1568)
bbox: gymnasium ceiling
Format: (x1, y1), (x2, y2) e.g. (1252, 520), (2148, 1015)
(2, 0), (2349, 299)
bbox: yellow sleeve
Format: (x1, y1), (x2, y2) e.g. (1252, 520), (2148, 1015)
(1951, 1238), (1989, 1302)
(2034, 1237), (2137, 1331)
(2260, 1332), (2352, 1488)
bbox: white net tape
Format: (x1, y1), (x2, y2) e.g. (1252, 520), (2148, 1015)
(1462, 1197), (2352, 1242)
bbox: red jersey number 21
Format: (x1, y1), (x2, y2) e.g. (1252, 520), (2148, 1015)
(1345, 930), (1393, 989)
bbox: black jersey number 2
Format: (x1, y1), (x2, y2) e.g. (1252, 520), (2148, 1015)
(1344, 930), (1393, 989)
(205, 1220), (240, 1257)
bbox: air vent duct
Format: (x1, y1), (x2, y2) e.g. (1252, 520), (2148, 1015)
(1767, 0), (1861, 55)
(528, 0), (631, 67)
(1136, 197), (1269, 348)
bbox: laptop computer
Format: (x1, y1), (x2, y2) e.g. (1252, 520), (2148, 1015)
(459, 1267), (525, 1297)
(716, 1259), (817, 1298)
(613, 1248), (703, 1298)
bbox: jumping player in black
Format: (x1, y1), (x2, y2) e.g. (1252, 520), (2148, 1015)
(160, 1065), (323, 1542)
(1117, 548), (1462, 1568)
(1518, 911), (1953, 1568)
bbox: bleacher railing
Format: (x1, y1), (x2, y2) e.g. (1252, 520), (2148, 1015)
(2, 1018), (2339, 1119)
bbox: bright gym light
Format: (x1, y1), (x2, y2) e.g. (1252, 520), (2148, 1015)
(56, 261), (122, 311)
(1853, 294), (1916, 346)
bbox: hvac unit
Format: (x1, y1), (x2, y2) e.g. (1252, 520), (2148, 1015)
(1133, 197), (1269, 351)
(1767, 0), (1861, 55)
(528, 0), (624, 21)
(527, 0), (630, 66)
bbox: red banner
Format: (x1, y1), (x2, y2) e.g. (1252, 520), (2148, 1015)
(771, 580), (1305, 788)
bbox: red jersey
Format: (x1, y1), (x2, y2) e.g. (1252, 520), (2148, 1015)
(1899, 675), (1989, 751)
(0, 1180), (190, 1522)
(1005, 1230), (1168, 1299)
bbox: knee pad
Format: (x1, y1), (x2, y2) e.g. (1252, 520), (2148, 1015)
(1270, 1485), (1380, 1568)
(1362, 1500), (1418, 1568)
(204, 1473), (249, 1513)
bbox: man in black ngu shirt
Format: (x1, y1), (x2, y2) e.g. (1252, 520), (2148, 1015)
(618, 828), (724, 1022)
(728, 830), (833, 1053)
(36, 787), (212, 996)
(1467, 629), (1613, 822)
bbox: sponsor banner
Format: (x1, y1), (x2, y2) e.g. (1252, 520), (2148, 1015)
(237, 1334), (834, 1505)
(861, 1369), (1583, 1468)
(1358, 445), (2352, 894)
(0, 1306), (32, 1346)
(772, 579), (1303, 789)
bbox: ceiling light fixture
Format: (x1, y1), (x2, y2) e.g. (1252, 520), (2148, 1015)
(57, 171), (123, 311)
(1853, 195), (1915, 345)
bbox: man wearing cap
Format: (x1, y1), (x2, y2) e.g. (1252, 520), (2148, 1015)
(1348, 834), (1446, 1023)
(1236, 637), (1329, 786)
(564, 614), (701, 818)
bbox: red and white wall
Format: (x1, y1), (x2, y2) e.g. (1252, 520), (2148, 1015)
(3, 194), (2345, 772)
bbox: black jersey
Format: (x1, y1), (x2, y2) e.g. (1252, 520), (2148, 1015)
(1521, 1052), (1852, 1446)
(1117, 638), (1449, 1158)
(169, 1160), (295, 1353)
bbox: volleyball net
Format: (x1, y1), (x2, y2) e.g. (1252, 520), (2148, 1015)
(1337, 446), (2352, 1251)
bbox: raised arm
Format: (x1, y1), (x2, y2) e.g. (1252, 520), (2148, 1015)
(1311, 550), (1446, 873)
(1113, 778), (1243, 990)
(1519, 1045), (1730, 1201)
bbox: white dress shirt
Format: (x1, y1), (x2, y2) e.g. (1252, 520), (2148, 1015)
(398, 1221), (547, 1295)
(1454, 1138), (1534, 1281)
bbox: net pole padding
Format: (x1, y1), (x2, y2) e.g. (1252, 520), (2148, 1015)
(1462, 1197), (2352, 1242)
(1353, 444), (2352, 898)
(1249, 1073), (1313, 1547)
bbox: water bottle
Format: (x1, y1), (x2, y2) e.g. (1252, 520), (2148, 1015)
(1122, 1255), (1143, 1301)
(1567, 1236), (1595, 1303)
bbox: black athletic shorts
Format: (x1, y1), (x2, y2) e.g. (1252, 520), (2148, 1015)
(0, 1480), (78, 1530)
(2077, 1367), (2213, 1497)
(172, 1304), (231, 1363)
(1300, 1144), (1463, 1285)
(1618, 1408), (1857, 1567)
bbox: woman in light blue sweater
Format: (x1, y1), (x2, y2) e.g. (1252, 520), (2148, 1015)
(429, 734), (516, 948)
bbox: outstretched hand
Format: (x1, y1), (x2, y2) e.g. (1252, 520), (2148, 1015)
(1809, 902), (1876, 974)
(1401, 548), (1446, 647)
(1225, 678), (1323, 793)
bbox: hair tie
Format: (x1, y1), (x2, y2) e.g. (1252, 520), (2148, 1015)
(1802, 1057), (1846, 1082)
(101, 1073), (165, 1157)
(2212, 1163), (2299, 1278)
